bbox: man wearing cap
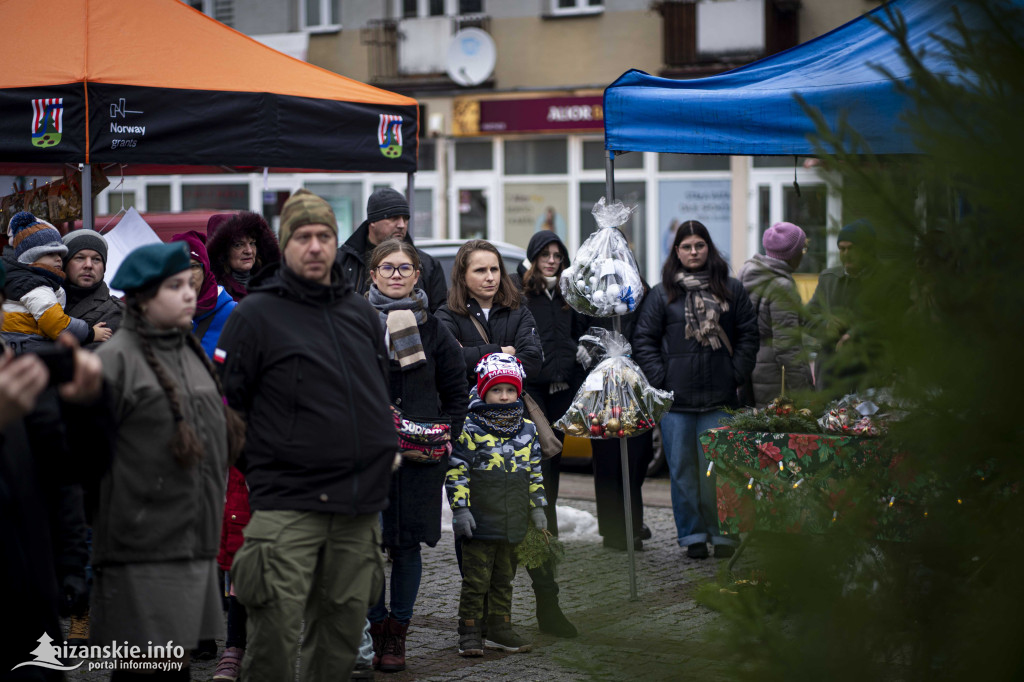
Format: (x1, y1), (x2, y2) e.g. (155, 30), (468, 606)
(739, 222), (815, 406)
(338, 188), (447, 312)
(62, 229), (124, 350)
(214, 189), (395, 682)
(807, 219), (876, 391)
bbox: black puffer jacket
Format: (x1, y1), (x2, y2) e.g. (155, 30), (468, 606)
(338, 221), (447, 312)
(216, 262), (395, 516)
(633, 279), (759, 412)
(382, 314), (468, 548)
(435, 298), (543, 384)
(64, 281), (124, 350)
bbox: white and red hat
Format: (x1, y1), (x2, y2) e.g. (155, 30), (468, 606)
(475, 352), (525, 398)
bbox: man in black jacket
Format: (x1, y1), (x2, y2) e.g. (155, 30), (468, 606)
(338, 188), (448, 311)
(61, 229), (123, 350)
(215, 189), (395, 682)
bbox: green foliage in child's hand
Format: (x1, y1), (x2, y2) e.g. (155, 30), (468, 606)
(515, 526), (565, 569)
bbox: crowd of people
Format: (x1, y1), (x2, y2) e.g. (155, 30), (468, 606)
(1, 186), (869, 681)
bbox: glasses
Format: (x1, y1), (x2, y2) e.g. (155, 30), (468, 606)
(376, 263), (416, 278)
(678, 242), (707, 253)
(540, 252), (564, 262)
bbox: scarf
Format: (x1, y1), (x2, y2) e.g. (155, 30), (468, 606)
(543, 274), (558, 300)
(232, 268), (251, 288)
(366, 285), (429, 370)
(64, 279), (101, 307)
(674, 270), (733, 355)
(468, 391), (524, 437)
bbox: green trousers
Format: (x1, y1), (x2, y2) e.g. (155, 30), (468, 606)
(459, 538), (516, 622)
(232, 510), (383, 682)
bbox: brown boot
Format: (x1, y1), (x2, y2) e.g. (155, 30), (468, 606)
(379, 618), (409, 672)
(370, 618), (388, 668)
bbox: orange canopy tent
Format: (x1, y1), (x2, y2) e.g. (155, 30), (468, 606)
(0, 0), (419, 175)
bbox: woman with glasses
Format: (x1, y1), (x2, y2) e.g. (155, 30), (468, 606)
(206, 212), (281, 302)
(633, 220), (759, 560)
(738, 222), (815, 407)
(364, 239), (468, 673)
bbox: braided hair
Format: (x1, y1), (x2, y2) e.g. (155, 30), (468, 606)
(125, 293), (246, 469)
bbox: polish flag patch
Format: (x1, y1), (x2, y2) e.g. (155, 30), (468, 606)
(213, 348), (227, 364)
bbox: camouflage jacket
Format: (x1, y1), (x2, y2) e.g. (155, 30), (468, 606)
(445, 393), (545, 543)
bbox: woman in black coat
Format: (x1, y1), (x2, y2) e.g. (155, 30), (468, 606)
(365, 239), (469, 672)
(436, 239), (577, 639)
(633, 220), (758, 560)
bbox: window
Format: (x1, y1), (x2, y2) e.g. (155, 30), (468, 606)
(183, 0), (234, 27)
(305, 182), (362, 242)
(504, 139), (567, 175)
(455, 140), (493, 171)
(182, 184), (249, 212)
(580, 181), (646, 276)
(584, 141), (642, 170)
(658, 153), (730, 172)
(146, 185), (171, 212)
(302, 0), (340, 31)
(549, 0), (603, 17)
(399, 0), (482, 17)
(418, 138), (437, 172)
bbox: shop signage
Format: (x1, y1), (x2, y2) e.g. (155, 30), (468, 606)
(474, 96), (604, 134)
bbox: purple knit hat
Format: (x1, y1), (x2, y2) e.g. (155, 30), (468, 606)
(763, 222), (807, 261)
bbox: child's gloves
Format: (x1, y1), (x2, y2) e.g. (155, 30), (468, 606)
(530, 507), (547, 531)
(452, 507), (476, 539)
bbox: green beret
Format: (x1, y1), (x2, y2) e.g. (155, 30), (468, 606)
(111, 242), (191, 293)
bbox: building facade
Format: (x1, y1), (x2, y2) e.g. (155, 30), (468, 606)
(97, 0), (877, 281)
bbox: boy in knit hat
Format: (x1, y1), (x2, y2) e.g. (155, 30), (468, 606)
(1, 212), (112, 353)
(445, 352), (547, 657)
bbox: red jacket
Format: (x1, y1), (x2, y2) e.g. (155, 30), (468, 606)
(217, 466), (251, 571)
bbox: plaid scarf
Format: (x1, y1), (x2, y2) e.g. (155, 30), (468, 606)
(674, 270), (733, 355)
(468, 390), (524, 437)
(367, 285), (429, 371)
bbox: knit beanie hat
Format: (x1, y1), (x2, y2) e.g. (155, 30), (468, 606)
(63, 229), (108, 263)
(9, 211), (67, 264)
(366, 188), (410, 224)
(837, 219), (876, 247)
(762, 222), (807, 261)
(111, 242), (191, 293)
(279, 189), (337, 250)
(476, 352), (525, 398)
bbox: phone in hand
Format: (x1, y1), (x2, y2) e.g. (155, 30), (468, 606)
(32, 346), (76, 387)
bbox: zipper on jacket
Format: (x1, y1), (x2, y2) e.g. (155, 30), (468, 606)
(323, 305), (362, 510)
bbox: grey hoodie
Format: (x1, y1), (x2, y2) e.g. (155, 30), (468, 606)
(738, 254), (814, 406)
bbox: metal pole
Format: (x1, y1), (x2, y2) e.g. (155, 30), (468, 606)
(605, 151), (638, 600)
(81, 163), (93, 231)
(406, 171), (416, 233)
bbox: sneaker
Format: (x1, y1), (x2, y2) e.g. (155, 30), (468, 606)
(687, 542), (709, 559)
(715, 544), (736, 559)
(212, 647), (243, 681)
(457, 620), (484, 657)
(67, 612), (89, 646)
(485, 616), (531, 653)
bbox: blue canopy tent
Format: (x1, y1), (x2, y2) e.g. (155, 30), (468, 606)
(602, 0), (965, 162)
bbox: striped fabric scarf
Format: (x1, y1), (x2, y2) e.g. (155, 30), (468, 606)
(367, 285), (429, 370)
(674, 270), (733, 355)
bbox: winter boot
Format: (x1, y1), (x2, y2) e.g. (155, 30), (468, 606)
(485, 615), (531, 653)
(535, 589), (578, 638)
(687, 542), (709, 559)
(67, 610), (90, 646)
(379, 618), (409, 672)
(212, 647), (243, 681)
(370, 618), (388, 668)
(457, 619), (484, 657)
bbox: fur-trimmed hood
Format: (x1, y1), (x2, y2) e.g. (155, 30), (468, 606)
(206, 211), (281, 301)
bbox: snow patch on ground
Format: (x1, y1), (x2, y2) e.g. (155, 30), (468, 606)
(440, 499), (601, 542)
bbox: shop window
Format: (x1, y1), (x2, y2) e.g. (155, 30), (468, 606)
(504, 139), (567, 175)
(658, 178), (732, 264)
(455, 140), (493, 171)
(503, 182), (568, 249)
(182, 184), (249, 212)
(584, 141), (642, 170)
(756, 182), (828, 275)
(146, 185), (171, 212)
(305, 181), (362, 243)
(418, 138), (437, 172)
(458, 189), (487, 240)
(752, 155), (815, 168)
(658, 153), (730, 172)
(580, 181), (646, 277)
(413, 188), (433, 240)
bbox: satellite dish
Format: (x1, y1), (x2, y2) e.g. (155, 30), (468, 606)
(446, 28), (496, 87)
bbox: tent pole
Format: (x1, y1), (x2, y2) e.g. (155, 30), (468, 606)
(605, 150), (615, 202)
(82, 163), (93, 231)
(406, 172), (416, 233)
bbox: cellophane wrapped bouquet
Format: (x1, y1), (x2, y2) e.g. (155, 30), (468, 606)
(555, 328), (673, 439)
(559, 197), (645, 316)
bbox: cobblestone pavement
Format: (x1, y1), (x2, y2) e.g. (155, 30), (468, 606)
(65, 476), (734, 681)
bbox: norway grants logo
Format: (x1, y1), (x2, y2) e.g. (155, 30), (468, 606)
(378, 114), (403, 159)
(31, 98), (63, 148)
